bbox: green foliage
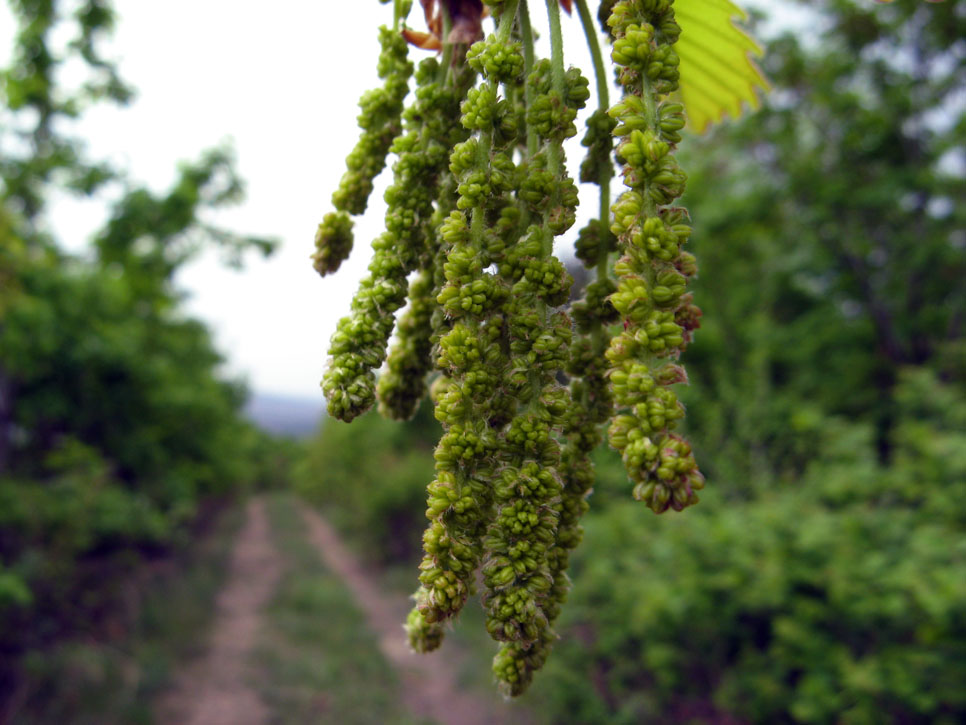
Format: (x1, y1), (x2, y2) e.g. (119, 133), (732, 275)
(2, 253), (254, 495)
(679, 0), (966, 487)
(0, 177), (273, 642)
(306, 369), (966, 722)
(522, 1), (966, 719)
(674, 0), (768, 131)
(0, 0), (132, 217)
(7, 505), (244, 725)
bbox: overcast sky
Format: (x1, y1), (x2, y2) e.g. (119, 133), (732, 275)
(4, 1), (805, 400)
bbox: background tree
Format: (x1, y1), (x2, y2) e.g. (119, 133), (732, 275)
(0, 0), (278, 707)
(682, 0), (966, 485)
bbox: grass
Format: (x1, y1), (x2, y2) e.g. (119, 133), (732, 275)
(8, 501), (245, 725)
(257, 493), (428, 725)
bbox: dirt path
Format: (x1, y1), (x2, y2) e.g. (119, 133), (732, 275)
(156, 498), (283, 725)
(299, 505), (524, 725)
(156, 496), (523, 725)
(302, 507), (528, 725)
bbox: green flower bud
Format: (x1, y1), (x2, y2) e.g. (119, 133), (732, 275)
(461, 85), (503, 131)
(467, 35), (525, 83)
(406, 588), (445, 652)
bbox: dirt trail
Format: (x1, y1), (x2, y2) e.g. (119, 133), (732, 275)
(156, 498), (282, 725)
(299, 505), (525, 725)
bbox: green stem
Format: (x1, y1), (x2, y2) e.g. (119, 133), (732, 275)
(544, 0), (566, 260)
(470, 138), (493, 246)
(498, 0), (522, 42)
(519, 0), (539, 158)
(545, 0), (566, 101)
(439, 5), (454, 77)
(574, 0), (613, 281)
(638, 72), (660, 371)
(640, 73), (658, 220)
(575, 0), (608, 111)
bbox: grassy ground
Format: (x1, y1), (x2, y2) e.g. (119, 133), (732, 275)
(256, 494), (427, 725)
(8, 502), (244, 725)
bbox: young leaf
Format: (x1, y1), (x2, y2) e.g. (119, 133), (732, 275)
(675, 0), (769, 132)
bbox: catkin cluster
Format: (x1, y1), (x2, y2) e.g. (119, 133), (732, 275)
(605, 0), (704, 512)
(314, 0), (703, 696)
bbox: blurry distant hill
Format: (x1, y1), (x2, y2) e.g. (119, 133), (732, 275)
(245, 393), (324, 437)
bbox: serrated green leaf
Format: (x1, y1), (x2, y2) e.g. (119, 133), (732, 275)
(675, 0), (769, 133)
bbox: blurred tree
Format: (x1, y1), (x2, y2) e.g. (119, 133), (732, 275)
(0, 0), (131, 221)
(680, 0), (966, 487)
(0, 0), (278, 705)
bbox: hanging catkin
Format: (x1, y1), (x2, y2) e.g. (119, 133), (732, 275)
(315, 0), (705, 696)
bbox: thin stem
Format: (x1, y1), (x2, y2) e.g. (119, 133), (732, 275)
(544, 0), (566, 260)
(498, 0), (522, 42)
(594, 208), (611, 280)
(440, 4), (454, 75)
(574, 0), (612, 282)
(545, 0), (567, 106)
(575, 0), (608, 111)
(519, 0), (539, 158)
(640, 73), (659, 219)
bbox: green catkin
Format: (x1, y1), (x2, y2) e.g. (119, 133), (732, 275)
(427, 170), (462, 348)
(405, 1), (523, 650)
(313, 26), (414, 278)
(311, 211), (354, 277)
(319, 0), (710, 697)
(487, 0), (589, 696)
(377, 270), (436, 420)
(333, 26), (413, 217)
(323, 57), (458, 422)
(377, 59), (475, 421)
(605, 0), (704, 512)
(505, 0), (619, 692)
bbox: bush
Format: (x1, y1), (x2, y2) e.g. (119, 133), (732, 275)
(534, 370), (966, 724)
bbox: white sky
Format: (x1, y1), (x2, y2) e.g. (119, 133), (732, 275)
(4, 1), (803, 400)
